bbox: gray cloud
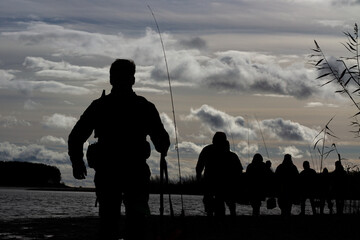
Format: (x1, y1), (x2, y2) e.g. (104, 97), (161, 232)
(2, 22), (325, 99)
(186, 105), (318, 143)
(179, 37), (207, 50)
(185, 104), (257, 139)
(261, 118), (317, 142)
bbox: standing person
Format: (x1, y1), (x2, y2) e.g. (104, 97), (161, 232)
(331, 160), (347, 215)
(246, 153), (266, 216)
(299, 161), (317, 215)
(319, 168), (333, 214)
(68, 59), (170, 240)
(196, 132), (243, 218)
(275, 154), (299, 217)
(222, 140), (243, 217)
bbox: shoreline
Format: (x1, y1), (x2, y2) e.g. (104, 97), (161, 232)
(1, 214), (359, 240)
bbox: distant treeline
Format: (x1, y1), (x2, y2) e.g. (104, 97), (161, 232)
(0, 161), (65, 188)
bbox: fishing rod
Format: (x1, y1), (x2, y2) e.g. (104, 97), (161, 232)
(148, 5), (185, 217)
(255, 116), (270, 160)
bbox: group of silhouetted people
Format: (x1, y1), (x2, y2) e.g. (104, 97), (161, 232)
(196, 132), (349, 219)
(68, 59), (349, 240)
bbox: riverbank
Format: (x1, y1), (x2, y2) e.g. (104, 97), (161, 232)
(0, 214), (359, 240)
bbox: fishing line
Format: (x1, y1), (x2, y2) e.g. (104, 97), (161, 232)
(255, 116), (270, 160)
(148, 5), (185, 217)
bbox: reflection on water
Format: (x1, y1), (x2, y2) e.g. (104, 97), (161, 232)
(5, 188), (342, 220)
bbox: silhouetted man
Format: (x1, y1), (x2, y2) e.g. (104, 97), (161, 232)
(275, 154), (299, 217)
(299, 161), (317, 215)
(246, 153), (266, 216)
(68, 59), (170, 240)
(319, 168), (333, 214)
(196, 132), (243, 218)
(331, 160), (347, 215)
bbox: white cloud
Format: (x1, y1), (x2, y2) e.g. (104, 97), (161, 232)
(160, 113), (176, 139)
(0, 115), (31, 128)
(40, 135), (66, 145)
(0, 141), (68, 164)
(42, 113), (77, 129)
(278, 145), (303, 159)
(237, 141), (259, 156)
(24, 99), (41, 110)
(178, 141), (203, 155)
(0, 67), (91, 95)
(305, 102), (338, 108)
(23, 57), (108, 82)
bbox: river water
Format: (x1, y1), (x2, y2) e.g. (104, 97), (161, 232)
(4, 188), (342, 221)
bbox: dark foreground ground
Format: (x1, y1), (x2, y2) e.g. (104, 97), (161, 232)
(0, 214), (359, 240)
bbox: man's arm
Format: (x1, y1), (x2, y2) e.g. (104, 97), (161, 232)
(196, 149), (206, 181)
(68, 101), (97, 179)
(147, 103), (170, 156)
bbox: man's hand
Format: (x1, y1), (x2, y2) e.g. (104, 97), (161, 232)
(72, 161), (87, 180)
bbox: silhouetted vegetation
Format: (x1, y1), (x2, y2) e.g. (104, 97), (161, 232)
(311, 23), (360, 137)
(0, 161), (65, 187)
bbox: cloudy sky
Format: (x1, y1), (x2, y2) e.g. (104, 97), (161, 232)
(0, 0), (359, 187)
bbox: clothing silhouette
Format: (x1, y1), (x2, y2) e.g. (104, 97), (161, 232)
(246, 153), (266, 216)
(68, 59), (170, 240)
(275, 154), (299, 217)
(299, 161), (317, 215)
(196, 132), (243, 218)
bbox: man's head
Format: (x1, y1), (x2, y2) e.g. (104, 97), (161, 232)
(283, 154), (293, 165)
(110, 59), (136, 88)
(212, 132), (227, 145)
(303, 160), (310, 170)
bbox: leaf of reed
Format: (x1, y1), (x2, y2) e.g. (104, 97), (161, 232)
(335, 90), (346, 93)
(315, 59), (324, 66)
(327, 132), (339, 138)
(341, 43), (356, 53)
(352, 88), (360, 93)
(313, 138), (323, 149)
(352, 112), (360, 117)
(339, 69), (347, 80)
(344, 77), (351, 86)
(321, 79), (335, 86)
(349, 65), (358, 70)
(347, 42), (356, 51)
(317, 72), (332, 79)
(314, 40), (320, 49)
(317, 148), (322, 155)
(344, 31), (356, 43)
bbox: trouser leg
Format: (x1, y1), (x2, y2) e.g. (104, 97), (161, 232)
(214, 195), (225, 218)
(123, 189), (149, 240)
(310, 198), (317, 214)
(97, 190), (122, 240)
